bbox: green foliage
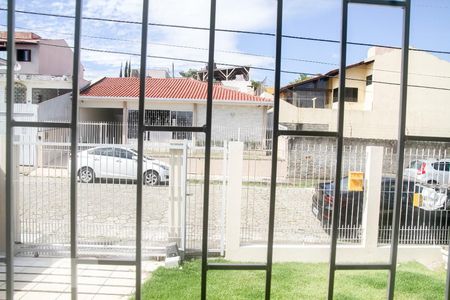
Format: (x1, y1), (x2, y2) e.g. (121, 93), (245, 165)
(250, 80), (262, 92)
(137, 260), (445, 300)
(179, 68), (198, 78)
(289, 73), (310, 85)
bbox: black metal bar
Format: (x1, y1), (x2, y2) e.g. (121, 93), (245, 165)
(277, 130), (338, 138)
(346, 0), (406, 6)
(143, 125), (206, 133)
(200, 0), (217, 299)
(77, 259), (136, 266)
(70, 1), (83, 299)
(5, 2), (15, 299)
(327, 1), (348, 299)
(446, 229), (450, 300)
(208, 263), (267, 271)
(335, 264), (392, 271)
(11, 121), (71, 129)
(265, 1), (284, 299)
(405, 135), (450, 143)
(135, 1), (150, 299)
(387, 1), (410, 299)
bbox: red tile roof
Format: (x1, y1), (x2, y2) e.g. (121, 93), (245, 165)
(80, 77), (272, 104)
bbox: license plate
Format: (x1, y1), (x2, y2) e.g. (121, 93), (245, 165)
(312, 207), (319, 217)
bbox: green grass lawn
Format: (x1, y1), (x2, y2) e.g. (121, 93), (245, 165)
(139, 260), (446, 300)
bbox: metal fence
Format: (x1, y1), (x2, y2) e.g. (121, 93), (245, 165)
(14, 135), (231, 257)
(13, 134), (450, 258)
(37, 122), (273, 150)
(240, 140), (450, 246)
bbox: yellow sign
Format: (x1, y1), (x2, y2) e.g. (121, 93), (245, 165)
(413, 193), (423, 207)
(348, 171), (364, 191)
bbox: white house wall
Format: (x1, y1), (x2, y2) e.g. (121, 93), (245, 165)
(196, 104), (268, 142)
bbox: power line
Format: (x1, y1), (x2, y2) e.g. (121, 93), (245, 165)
(1, 7), (450, 56)
(2, 23), (450, 80)
(9, 39), (450, 92)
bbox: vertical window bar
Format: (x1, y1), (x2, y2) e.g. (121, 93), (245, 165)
(70, 0), (83, 299)
(5, 0), (16, 299)
(328, 1), (348, 299)
(446, 229), (450, 300)
(136, 1), (150, 299)
(200, 0), (217, 299)
(387, 1), (410, 299)
(265, 0), (284, 299)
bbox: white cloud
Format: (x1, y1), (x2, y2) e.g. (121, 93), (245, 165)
(12, 0), (337, 81)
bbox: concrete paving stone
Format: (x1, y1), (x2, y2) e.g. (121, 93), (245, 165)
(92, 295), (124, 300)
(13, 291), (29, 299)
(32, 282), (69, 292)
(50, 268), (71, 276)
(72, 284), (101, 294)
(109, 271), (135, 279)
(103, 278), (135, 287)
(14, 281), (37, 291)
(20, 291), (61, 300)
(15, 273), (48, 282)
(80, 270), (113, 278)
(77, 276), (107, 286)
(41, 274), (71, 284)
(21, 266), (53, 275)
(97, 285), (134, 296)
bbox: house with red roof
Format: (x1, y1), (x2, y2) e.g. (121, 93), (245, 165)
(41, 76), (273, 144)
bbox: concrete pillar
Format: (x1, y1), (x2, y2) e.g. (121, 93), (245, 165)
(362, 146), (384, 249)
(0, 134), (5, 253)
(168, 141), (187, 247)
(225, 142), (244, 256)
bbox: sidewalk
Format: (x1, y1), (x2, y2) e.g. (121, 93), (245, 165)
(0, 257), (162, 299)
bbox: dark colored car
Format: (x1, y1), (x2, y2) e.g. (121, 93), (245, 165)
(311, 176), (445, 229)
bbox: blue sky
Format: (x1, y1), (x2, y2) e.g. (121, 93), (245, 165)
(1, 0), (449, 85)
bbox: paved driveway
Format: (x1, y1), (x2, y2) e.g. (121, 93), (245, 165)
(16, 173), (329, 256)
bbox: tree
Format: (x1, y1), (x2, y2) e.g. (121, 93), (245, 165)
(289, 73), (310, 85)
(250, 80), (262, 93)
(127, 60), (132, 77)
(124, 61), (128, 78)
(179, 68), (197, 78)
(119, 62), (123, 77)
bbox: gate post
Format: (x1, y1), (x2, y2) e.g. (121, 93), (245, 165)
(362, 146), (384, 249)
(225, 142), (244, 257)
(168, 141), (187, 248)
(0, 135), (21, 251)
(0, 134), (6, 252)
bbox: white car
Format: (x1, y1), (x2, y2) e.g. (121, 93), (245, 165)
(75, 146), (170, 185)
(404, 159), (450, 186)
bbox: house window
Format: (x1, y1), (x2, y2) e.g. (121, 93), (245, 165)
(128, 110), (193, 140)
(14, 82), (27, 103)
(17, 49), (31, 62)
(332, 87), (358, 103)
(366, 75), (373, 86)
(171, 111), (193, 140)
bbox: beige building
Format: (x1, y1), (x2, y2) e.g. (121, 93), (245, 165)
(278, 47), (450, 139)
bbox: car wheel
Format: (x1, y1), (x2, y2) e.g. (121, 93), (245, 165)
(78, 167), (95, 183)
(144, 170), (160, 186)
